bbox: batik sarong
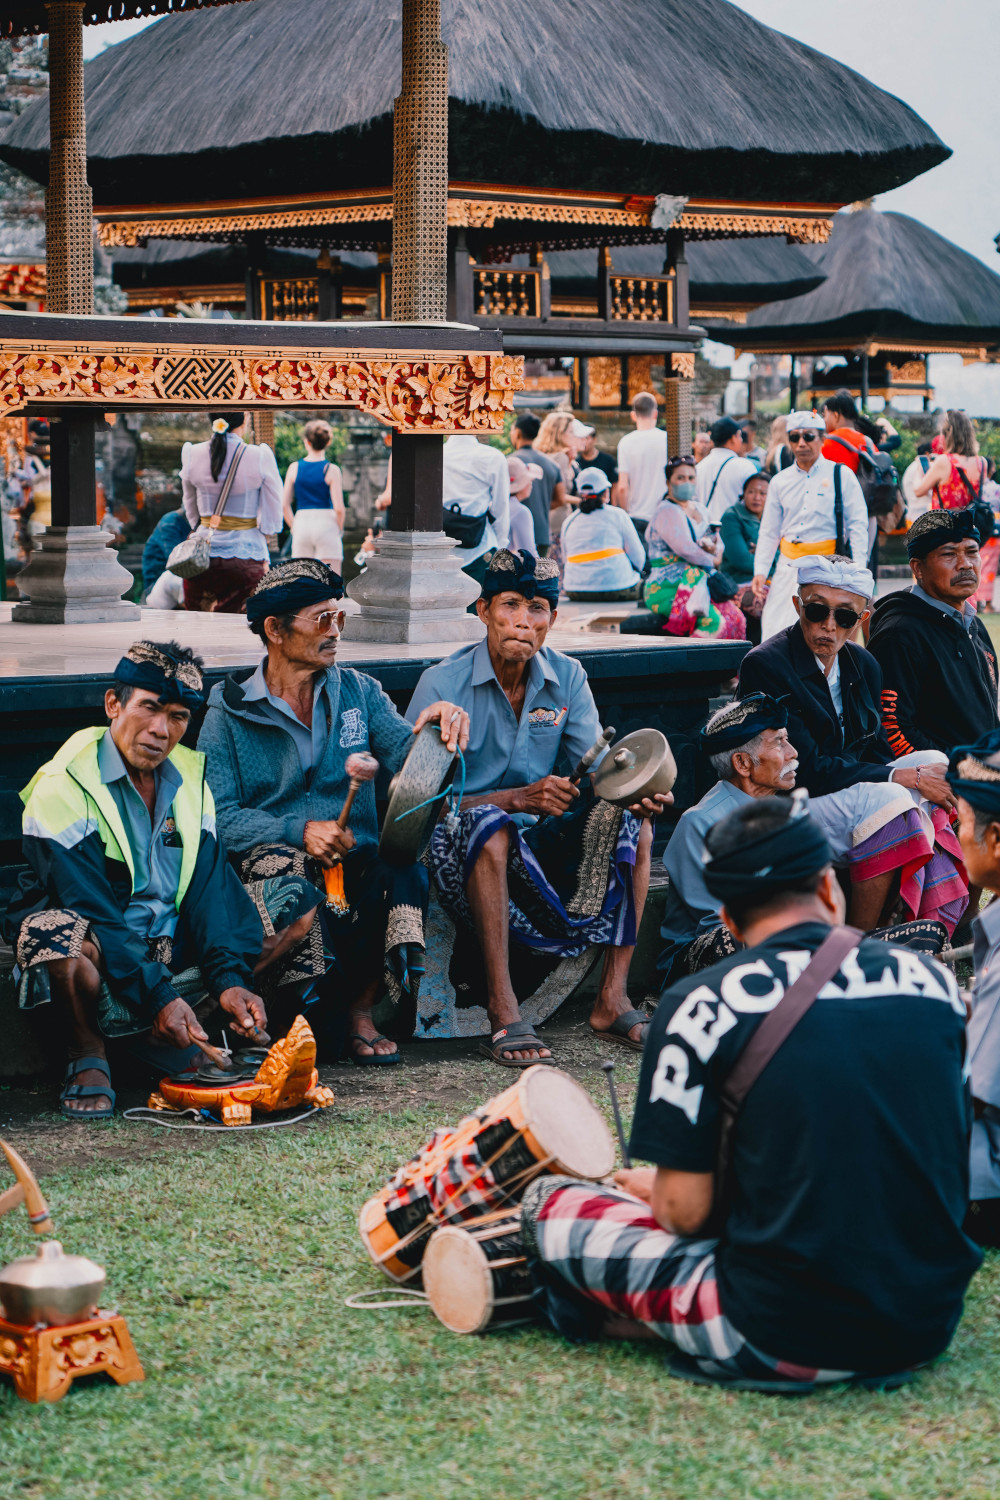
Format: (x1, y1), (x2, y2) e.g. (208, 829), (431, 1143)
(522, 1177), (863, 1388)
(239, 841), (428, 1021)
(644, 554), (746, 640)
(428, 790), (640, 1007)
(182, 556), (267, 613)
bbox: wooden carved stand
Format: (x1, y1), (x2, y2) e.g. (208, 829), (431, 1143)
(0, 1313), (144, 1404)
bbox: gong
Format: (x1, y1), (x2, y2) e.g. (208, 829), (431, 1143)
(379, 723), (458, 864)
(591, 728), (677, 808)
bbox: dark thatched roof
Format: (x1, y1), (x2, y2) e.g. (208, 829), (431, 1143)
(2, 0), (252, 40)
(0, 0), (949, 207)
(710, 209), (1000, 349)
(546, 239), (827, 305)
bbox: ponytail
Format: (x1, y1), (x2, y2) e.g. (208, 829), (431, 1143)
(578, 493), (605, 514)
(208, 411), (245, 481)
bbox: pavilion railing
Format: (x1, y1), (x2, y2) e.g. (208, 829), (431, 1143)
(260, 276), (322, 321)
(471, 268), (541, 318)
(604, 272), (675, 323)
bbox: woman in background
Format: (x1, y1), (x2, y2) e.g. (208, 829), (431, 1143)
(180, 411), (282, 612)
(720, 470), (772, 643)
(644, 456), (745, 639)
(282, 419), (346, 570)
(914, 409), (988, 512)
(561, 467), (645, 600)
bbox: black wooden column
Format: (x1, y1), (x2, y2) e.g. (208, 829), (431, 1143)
(390, 432), (444, 531)
(48, 413), (96, 526)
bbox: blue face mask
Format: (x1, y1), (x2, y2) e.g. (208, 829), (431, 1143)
(672, 482), (696, 502)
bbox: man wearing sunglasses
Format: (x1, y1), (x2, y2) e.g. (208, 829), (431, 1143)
(751, 409), (868, 642)
(198, 559), (470, 1067)
(737, 556), (969, 935)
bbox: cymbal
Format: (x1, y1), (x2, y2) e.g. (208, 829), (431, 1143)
(379, 723), (458, 864)
(591, 728), (677, 808)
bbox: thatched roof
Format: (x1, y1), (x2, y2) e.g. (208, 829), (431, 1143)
(0, 0), (948, 207)
(713, 209), (1000, 349)
(546, 239), (826, 306)
(3, 0), (251, 40)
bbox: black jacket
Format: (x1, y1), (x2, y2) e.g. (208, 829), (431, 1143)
(866, 588), (999, 757)
(736, 623), (894, 796)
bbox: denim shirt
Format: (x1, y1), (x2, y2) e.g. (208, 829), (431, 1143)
(98, 728), (183, 943)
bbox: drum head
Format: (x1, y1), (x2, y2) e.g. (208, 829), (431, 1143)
(591, 728), (677, 808)
(520, 1066), (616, 1179)
(379, 723), (458, 865)
(423, 1225), (496, 1334)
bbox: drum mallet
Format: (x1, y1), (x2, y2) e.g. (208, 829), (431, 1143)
(601, 1059), (631, 1170)
(570, 726), (615, 783)
(324, 752), (379, 912)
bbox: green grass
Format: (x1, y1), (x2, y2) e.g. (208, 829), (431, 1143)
(2, 1093), (1000, 1500)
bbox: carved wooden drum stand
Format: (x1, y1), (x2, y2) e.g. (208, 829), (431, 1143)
(0, 1139), (144, 1404)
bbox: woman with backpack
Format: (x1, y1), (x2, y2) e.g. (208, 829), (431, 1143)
(282, 419), (346, 569)
(913, 410), (988, 513)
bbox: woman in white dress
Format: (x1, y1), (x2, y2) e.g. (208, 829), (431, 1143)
(179, 411), (282, 612)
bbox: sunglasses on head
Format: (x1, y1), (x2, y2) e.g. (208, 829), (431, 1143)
(787, 430), (819, 444)
(800, 600), (863, 628)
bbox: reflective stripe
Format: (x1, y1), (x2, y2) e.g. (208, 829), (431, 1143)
(567, 547), (625, 564)
(779, 538), (837, 559)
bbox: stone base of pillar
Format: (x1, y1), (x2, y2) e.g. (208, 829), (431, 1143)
(11, 526), (140, 623)
(344, 531), (482, 644)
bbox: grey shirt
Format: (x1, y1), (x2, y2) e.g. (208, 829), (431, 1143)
(513, 444), (560, 549)
(98, 728), (183, 943)
(243, 658), (333, 772)
(969, 900), (1000, 1198)
(659, 778), (751, 976)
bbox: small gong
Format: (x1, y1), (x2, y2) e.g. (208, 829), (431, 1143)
(379, 723), (458, 864)
(591, 728), (677, 808)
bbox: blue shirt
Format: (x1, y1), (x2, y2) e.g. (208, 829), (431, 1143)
(406, 637), (604, 824)
(658, 778), (751, 976)
(98, 728), (184, 943)
(243, 658), (333, 772)
(911, 583), (976, 636)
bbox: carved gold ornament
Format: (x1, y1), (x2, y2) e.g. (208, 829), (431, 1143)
(671, 352), (696, 379)
(0, 342), (523, 432)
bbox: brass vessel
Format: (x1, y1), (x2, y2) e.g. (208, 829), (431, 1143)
(0, 1240), (106, 1328)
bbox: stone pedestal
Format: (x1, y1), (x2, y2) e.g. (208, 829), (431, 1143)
(11, 527), (140, 624)
(344, 531), (482, 644)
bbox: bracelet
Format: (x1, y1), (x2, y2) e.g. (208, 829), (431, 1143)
(916, 767), (921, 790)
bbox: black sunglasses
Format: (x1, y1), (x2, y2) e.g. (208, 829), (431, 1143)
(800, 600), (863, 629)
(787, 430), (820, 444)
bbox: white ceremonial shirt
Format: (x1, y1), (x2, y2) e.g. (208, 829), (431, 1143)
(442, 435), (511, 563)
(754, 456), (869, 580)
(696, 446), (759, 524)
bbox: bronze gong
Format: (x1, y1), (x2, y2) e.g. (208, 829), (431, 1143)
(591, 728), (677, 807)
(379, 723), (459, 864)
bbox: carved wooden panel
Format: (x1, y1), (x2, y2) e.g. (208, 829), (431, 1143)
(587, 357), (624, 408)
(626, 357), (657, 402)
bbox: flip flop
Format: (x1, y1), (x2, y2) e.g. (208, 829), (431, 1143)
(59, 1055), (116, 1121)
(346, 1033), (401, 1067)
(479, 1021), (556, 1068)
(589, 1008), (650, 1052)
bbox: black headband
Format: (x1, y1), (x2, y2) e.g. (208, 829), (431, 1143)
(481, 548), (560, 608)
(700, 692), (788, 756)
(703, 804), (832, 907)
(907, 507), (981, 560)
(947, 729), (1000, 817)
(246, 560), (344, 623)
(114, 644), (204, 709)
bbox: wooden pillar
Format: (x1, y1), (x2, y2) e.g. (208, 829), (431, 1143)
(448, 227), (474, 323)
(13, 3), (137, 622)
(663, 375), (693, 458)
(667, 229), (688, 329)
(860, 351), (870, 410)
(344, 0), (479, 642)
(789, 356), (798, 411)
(597, 243), (612, 322)
(923, 355), (931, 412)
(531, 244), (550, 320)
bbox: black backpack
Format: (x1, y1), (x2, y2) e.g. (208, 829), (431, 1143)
(826, 434), (899, 517)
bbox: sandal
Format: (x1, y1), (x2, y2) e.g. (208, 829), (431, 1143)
(589, 1009), (650, 1052)
(59, 1056), (116, 1121)
(347, 1033), (401, 1068)
(479, 1021), (556, 1069)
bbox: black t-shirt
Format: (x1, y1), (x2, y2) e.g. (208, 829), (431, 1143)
(630, 922), (981, 1373)
(584, 449), (619, 486)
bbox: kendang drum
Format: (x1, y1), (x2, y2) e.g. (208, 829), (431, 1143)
(422, 1211), (535, 1334)
(358, 1066), (614, 1282)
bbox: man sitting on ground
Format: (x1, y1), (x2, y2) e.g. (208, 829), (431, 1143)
(3, 642), (267, 1119)
(523, 797), (981, 1387)
(659, 694), (952, 986)
(868, 509), (1000, 757)
(197, 560), (468, 1066)
(737, 557), (967, 934)
(406, 549), (671, 1067)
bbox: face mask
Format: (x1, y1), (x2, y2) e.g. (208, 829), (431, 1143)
(673, 482), (696, 501)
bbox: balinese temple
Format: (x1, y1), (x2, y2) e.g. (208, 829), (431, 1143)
(0, 0), (948, 448)
(705, 207), (1000, 409)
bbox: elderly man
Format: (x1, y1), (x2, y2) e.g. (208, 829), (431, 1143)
(523, 797), (980, 1387)
(197, 560), (468, 1066)
(406, 549), (671, 1067)
(947, 730), (1000, 1248)
(738, 556), (968, 934)
(868, 509), (1000, 757)
(3, 642), (266, 1119)
(659, 693), (952, 986)
(752, 409), (868, 640)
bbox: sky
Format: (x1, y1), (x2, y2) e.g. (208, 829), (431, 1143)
(81, 1), (1000, 412)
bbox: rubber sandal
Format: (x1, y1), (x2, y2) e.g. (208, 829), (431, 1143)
(346, 1032), (401, 1067)
(478, 1021), (556, 1068)
(589, 1008), (649, 1052)
(59, 1056), (116, 1121)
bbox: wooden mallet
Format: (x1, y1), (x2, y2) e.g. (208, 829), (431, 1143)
(324, 752), (379, 911)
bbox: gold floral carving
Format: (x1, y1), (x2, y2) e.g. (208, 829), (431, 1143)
(886, 360), (929, 384)
(678, 212), (832, 244)
(0, 344), (523, 432)
(98, 202), (393, 248)
(671, 352), (696, 379)
(586, 356), (624, 409)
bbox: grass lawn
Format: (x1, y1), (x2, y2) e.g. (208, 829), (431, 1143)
(2, 1037), (999, 1500)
